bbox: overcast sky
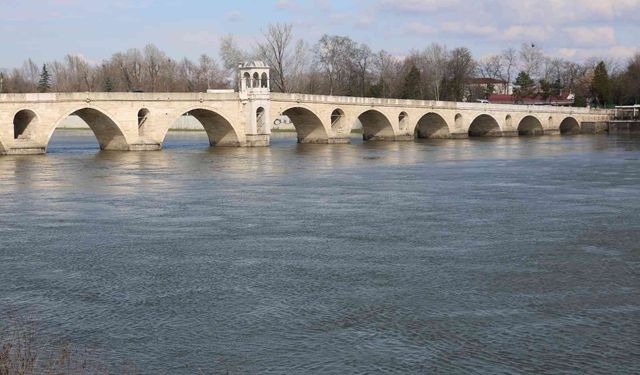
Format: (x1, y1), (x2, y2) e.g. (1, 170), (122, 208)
(0, 0), (638, 68)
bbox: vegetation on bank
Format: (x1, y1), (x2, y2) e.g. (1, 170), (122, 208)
(0, 24), (638, 107)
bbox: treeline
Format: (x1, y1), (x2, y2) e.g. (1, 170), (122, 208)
(0, 23), (638, 106)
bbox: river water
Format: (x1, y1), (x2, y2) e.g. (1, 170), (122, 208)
(0, 130), (639, 374)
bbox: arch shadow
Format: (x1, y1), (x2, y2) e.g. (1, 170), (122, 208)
(415, 112), (450, 139)
(358, 109), (395, 141)
(518, 115), (544, 136)
(173, 108), (241, 147)
(48, 107), (129, 151)
(468, 114), (501, 137)
(282, 106), (329, 143)
(559, 117), (581, 135)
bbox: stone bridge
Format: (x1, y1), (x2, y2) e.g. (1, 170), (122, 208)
(0, 62), (611, 155)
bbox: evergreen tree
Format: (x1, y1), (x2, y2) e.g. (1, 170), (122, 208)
(38, 64), (51, 93)
(513, 71), (535, 102)
(591, 61), (612, 107)
(539, 79), (552, 99)
(401, 64), (421, 100)
(484, 82), (495, 99)
(103, 76), (114, 92)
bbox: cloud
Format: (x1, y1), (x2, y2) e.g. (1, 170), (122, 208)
(441, 22), (497, 37)
(500, 25), (553, 42)
(563, 26), (617, 47)
(226, 10), (242, 22)
(405, 22), (437, 35)
(378, 0), (462, 13)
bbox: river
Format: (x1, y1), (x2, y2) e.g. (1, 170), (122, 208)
(1, 130), (639, 374)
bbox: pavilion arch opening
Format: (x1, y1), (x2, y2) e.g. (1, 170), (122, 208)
(331, 108), (347, 133)
(243, 72), (251, 89)
(517, 115), (544, 136)
(252, 73), (259, 88)
(415, 112), (450, 139)
(256, 107), (266, 133)
(177, 109), (240, 147)
(261, 73), (268, 88)
(282, 107), (328, 143)
(399, 112), (409, 131)
(14, 109), (38, 140)
(137, 108), (150, 136)
(559, 117), (581, 135)
(468, 114), (501, 137)
(358, 110), (395, 141)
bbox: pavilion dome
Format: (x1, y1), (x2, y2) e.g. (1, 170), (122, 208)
(238, 61), (269, 69)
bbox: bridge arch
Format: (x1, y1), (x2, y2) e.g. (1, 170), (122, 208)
(517, 115), (544, 136)
(281, 105), (329, 143)
(415, 112), (450, 139)
(169, 107), (241, 147)
(48, 106), (130, 150)
(13, 109), (39, 140)
(559, 117), (580, 135)
(468, 114), (501, 137)
(357, 109), (395, 141)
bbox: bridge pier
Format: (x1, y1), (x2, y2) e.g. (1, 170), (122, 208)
(6, 140), (46, 155)
(129, 142), (163, 151)
(327, 137), (351, 144)
(244, 134), (270, 147)
(450, 132), (469, 139)
(544, 129), (560, 136)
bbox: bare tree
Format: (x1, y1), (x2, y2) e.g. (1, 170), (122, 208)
(144, 44), (166, 92)
(314, 34), (357, 95)
(351, 43), (372, 97)
(424, 43), (448, 101)
(444, 47), (476, 101)
(372, 50), (399, 98)
(256, 23), (306, 93)
(501, 47), (517, 85)
(519, 43), (544, 79)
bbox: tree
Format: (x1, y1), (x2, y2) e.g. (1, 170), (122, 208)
(423, 43), (448, 100)
(443, 47), (475, 101)
(314, 34), (357, 95)
(539, 79), (552, 99)
(372, 50), (398, 98)
(0, 72), (4, 93)
(401, 64), (421, 99)
(519, 43), (544, 79)
(501, 47), (517, 92)
(513, 71), (535, 102)
(484, 82), (495, 99)
(256, 23), (306, 93)
(591, 61), (612, 107)
(38, 64), (51, 92)
(103, 76), (113, 92)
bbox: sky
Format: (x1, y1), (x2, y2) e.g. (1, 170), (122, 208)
(0, 0), (638, 69)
